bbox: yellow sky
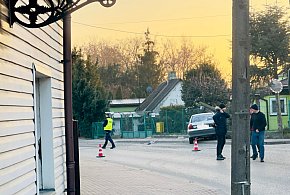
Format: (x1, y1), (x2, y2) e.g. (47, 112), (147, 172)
(71, 0), (289, 80)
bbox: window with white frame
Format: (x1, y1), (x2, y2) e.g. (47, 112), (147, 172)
(269, 97), (287, 115)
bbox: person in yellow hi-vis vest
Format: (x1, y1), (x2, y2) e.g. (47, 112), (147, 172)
(102, 113), (116, 149)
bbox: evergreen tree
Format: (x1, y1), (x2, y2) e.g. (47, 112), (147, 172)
(115, 86), (123, 99)
(97, 63), (123, 99)
(134, 29), (164, 98)
(72, 48), (109, 137)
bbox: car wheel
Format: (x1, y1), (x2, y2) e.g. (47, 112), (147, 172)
(189, 137), (194, 144)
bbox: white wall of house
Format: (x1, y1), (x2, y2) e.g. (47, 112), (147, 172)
(153, 82), (184, 113)
(0, 2), (66, 194)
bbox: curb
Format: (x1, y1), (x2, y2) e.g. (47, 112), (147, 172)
(79, 138), (290, 145)
(264, 140), (290, 145)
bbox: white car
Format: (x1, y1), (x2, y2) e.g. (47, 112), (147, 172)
(187, 112), (216, 144)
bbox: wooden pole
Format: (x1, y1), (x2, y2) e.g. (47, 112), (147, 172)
(231, 0), (251, 194)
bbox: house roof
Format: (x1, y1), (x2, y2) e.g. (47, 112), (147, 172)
(110, 98), (145, 107)
(135, 79), (182, 112)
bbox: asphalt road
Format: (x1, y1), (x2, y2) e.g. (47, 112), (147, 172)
(79, 140), (290, 195)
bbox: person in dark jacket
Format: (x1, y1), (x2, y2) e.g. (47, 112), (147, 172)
(250, 104), (267, 162)
(250, 112), (260, 158)
(213, 104), (230, 160)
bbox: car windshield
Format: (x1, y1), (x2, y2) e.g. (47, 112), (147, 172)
(191, 114), (213, 123)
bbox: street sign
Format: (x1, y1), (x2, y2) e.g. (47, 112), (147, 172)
(269, 79), (283, 93)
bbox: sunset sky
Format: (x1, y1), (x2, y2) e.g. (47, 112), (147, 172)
(71, 0), (289, 80)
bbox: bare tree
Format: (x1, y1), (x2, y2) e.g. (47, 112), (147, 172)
(159, 39), (215, 79)
(78, 36), (220, 100)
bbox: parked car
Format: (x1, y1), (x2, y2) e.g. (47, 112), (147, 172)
(187, 112), (216, 144)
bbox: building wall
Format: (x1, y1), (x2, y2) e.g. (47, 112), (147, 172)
(0, 2), (66, 194)
(259, 95), (289, 130)
(153, 82), (184, 113)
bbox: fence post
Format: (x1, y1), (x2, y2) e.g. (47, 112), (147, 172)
(143, 113), (146, 131)
(120, 114), (123, 137)
(182, 108), (185, 133)
(91, 123), (94, 139)
(131, 113), (134, 132)
(166, 110), (168, 134)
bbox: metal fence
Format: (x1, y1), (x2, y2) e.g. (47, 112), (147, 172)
(89, 107), (209, 139)
(91, 122), (104, 139)
(119, 107), (204, 135)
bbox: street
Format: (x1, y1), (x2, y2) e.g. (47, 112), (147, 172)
(79, 139), (290, 195)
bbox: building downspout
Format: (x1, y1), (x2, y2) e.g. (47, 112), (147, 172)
(63, 13), (76, 194)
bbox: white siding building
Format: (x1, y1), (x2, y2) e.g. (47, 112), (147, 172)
(135, 78), (184, 114)
(152, 81), (184, 113)
(0, 2), (66, 194)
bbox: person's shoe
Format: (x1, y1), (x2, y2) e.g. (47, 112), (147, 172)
(102, 146), (106, 149)
(110, 146), (116, 149)
(221, 155), (226, 159)
(252, 155), (258, 160)
(250, 155), (258, 158)
(260, 158), (264, 162)
(216, 156), (225, 160)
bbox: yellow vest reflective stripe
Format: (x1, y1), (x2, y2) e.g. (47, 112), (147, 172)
(104, 118), (113, 131)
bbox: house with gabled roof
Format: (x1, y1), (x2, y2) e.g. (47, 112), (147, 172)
(135, 72), (184, 114)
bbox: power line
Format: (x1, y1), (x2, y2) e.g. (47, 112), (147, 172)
(153, 33), (231, 38)
(86, 14), (230, 25)
(73, 22), (144, 35)
(72, 21), (231, 38)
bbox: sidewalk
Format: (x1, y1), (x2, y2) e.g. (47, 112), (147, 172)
(79, 137), (222, 194)
(80, 159), (220, 195)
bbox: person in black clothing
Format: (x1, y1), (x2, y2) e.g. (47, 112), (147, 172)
(213, 104), (230, 160)
(250, 112), (260, 158)
(250, 104), (267, 162)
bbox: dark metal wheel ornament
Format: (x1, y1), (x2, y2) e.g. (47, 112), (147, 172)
(11, 0), (55, 28)
(98, 0), (116, 7)
(9, 0), (117, 28)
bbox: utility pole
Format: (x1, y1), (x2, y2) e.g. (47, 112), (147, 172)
(232, 0), (251, 195)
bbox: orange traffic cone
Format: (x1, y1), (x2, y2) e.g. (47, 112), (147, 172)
(97, 144), (105, 158)
(192, 138), (200, 151)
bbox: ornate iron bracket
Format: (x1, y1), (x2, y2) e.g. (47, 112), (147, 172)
(9, 0), (116, 28)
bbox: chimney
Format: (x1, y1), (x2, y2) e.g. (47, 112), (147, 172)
(168, 71), (177, 80)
